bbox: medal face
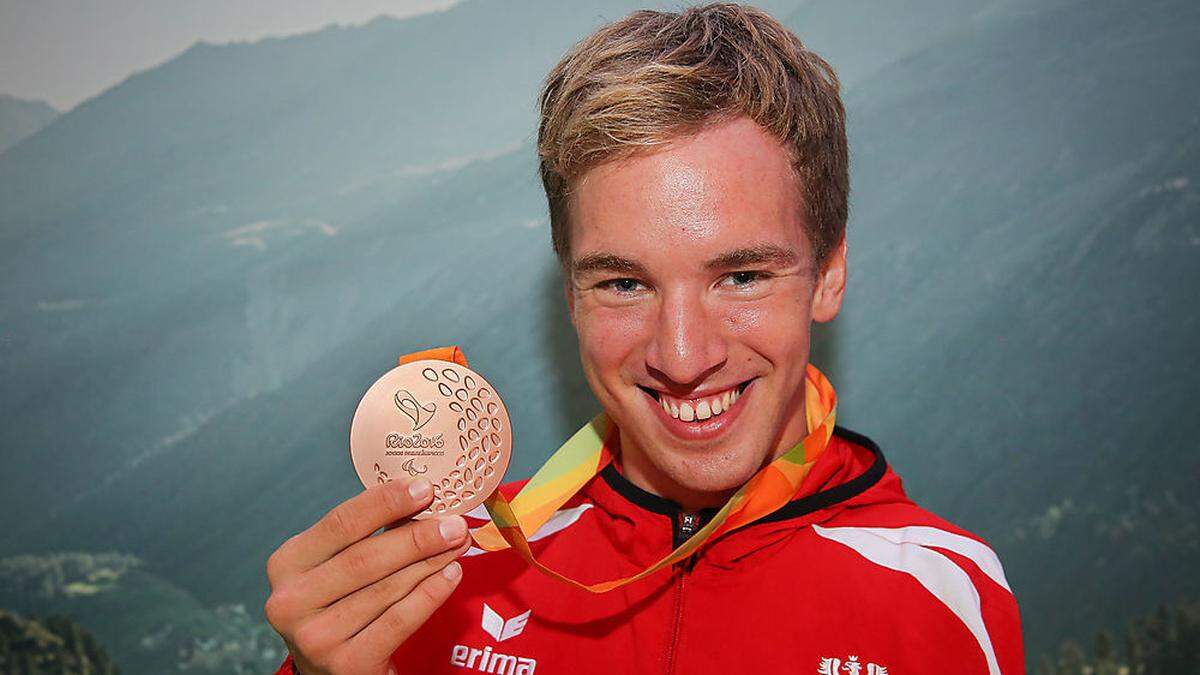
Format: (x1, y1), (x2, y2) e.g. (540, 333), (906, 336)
(349, 359), (512, 518)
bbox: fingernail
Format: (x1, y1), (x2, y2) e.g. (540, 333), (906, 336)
(439, 516), (467, 543)
(408, 478), (431, 500)
(443, 561), (462, 581)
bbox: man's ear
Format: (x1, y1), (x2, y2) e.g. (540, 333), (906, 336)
(811, 236), (847, 323)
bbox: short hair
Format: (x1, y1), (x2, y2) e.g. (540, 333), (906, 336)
(537, 2), (848, 275)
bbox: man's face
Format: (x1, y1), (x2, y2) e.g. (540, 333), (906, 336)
(565, 115), (847, 506)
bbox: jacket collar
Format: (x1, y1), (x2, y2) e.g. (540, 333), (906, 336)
(579, 426), (894, 568)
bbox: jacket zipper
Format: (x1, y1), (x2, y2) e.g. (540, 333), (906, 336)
(665, 511), (701, 675)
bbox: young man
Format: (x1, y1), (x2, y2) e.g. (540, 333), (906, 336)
(265, 4), (1025, 674)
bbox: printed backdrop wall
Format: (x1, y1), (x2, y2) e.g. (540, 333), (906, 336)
(1, 1), (1197, 673)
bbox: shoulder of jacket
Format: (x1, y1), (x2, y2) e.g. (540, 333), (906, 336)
(812, 503), (1024, 673)
(819, 497), (1012, 589)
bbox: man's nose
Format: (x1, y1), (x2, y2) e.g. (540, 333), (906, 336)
(645, 289), (727, 387)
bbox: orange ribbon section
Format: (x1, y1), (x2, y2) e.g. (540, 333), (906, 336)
(399, 346), (468, 368)
(397, 345), (836, 593)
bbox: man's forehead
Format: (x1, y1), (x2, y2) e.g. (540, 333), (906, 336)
(565, 117), (808, 272)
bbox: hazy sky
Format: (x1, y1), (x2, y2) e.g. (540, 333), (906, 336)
(0, 0), (460, 111)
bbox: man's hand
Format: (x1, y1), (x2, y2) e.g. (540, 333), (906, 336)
(264, 478), (469, 674)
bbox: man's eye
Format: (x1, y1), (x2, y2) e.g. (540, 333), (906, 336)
(723, 271), (766, 287)
(598, 278), (644, 294)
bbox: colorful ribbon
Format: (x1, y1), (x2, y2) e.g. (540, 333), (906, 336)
(398, 345), (837, 593)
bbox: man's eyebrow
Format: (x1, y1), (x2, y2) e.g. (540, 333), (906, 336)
(570, 252), (648, 278)
(705, 244), (800, 270)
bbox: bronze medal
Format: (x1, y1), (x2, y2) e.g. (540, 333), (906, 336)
(349, 359), (513, 518)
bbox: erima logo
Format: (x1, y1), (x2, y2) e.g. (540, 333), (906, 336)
(450, 603), (537, 674)
(481, 603), (531, 642)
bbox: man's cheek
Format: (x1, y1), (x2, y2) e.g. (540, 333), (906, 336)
(579, 310), (646, 357)
(577, 324), (620, 364)
(748, 299), (808, 339)
(722, 303), (772, 335)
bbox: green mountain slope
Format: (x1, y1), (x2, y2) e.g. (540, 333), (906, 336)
(0, 552), (283, 674)
(0, 607), (120, 674)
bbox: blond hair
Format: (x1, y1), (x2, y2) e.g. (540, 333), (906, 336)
(537, 2), (848, 273)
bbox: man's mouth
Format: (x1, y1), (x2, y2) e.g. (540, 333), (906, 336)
(638, 379), (754, 422)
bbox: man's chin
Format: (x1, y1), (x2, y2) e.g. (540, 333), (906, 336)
(653, 447), (765, 501)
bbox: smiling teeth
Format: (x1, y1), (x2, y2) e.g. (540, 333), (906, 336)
(657, 385), (744, 422)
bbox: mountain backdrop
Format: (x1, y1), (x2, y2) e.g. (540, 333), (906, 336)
(0, 94), (58, 154)
(2, 0), (1197, 672)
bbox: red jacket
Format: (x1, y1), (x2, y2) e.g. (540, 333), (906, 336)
(277, 426), (1025, 674)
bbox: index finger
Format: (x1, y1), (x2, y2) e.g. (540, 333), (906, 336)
(281, 478), (434, 574)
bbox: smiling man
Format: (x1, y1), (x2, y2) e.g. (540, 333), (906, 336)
(565, 113), (838, 513)
(267, 4), (1025, 674)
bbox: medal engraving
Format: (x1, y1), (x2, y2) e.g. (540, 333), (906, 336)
(350, 359), (513, 518)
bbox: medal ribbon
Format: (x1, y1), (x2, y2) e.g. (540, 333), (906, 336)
(397, 345), (837, 593)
